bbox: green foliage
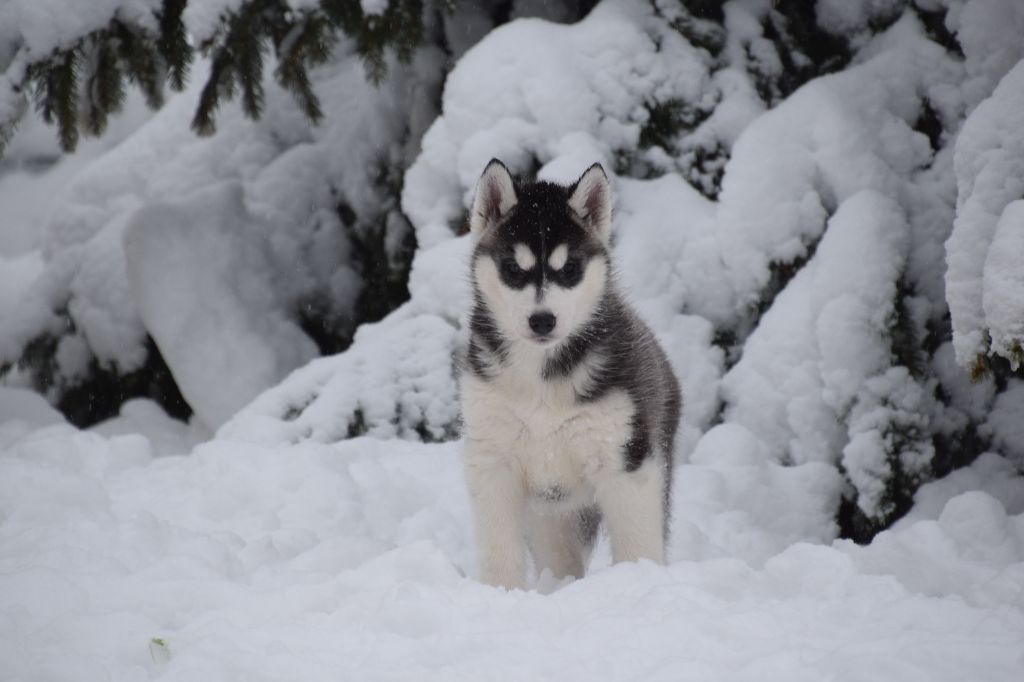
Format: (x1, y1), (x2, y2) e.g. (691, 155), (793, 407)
(29, 49), (81, 152)
(750, 0), (853, 105)
(194, 0), (438, 135)
(7, 0), (445, 153)
(19, 0), (191, 153)
(638, 99), (703, 151)
(347, 406), (368, 438)
(322, 0), (426, 82)
(1, 314), (191, 428)
(837, 367), (936, 544)
(158, 0), (192, 90)
(654, 0), (725, 56)
(642, 0), (854, 199)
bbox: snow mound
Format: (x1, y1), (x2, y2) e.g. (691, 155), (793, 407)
(946, 60), (1024, 369)
(123, 182), (319, 430)
(945, 0), (1024, 109)
(676, 423), (844, 564)
(986, 380), (1024, 470)
(220, 313), (461, 445)
(722, 191), (909, 466)
(1, 421), (1022, 680)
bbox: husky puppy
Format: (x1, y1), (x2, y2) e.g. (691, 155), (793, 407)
(461, 159), (682, 589)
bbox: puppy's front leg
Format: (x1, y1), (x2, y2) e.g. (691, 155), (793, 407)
(464, 448), (528, 589)
(595, 457), (666, 565)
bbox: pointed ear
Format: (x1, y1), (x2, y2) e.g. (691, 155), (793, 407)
(469, 159), (517, 236)
(568, 163), (611, 244)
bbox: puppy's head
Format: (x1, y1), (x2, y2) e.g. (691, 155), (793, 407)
(469, 159), (612, 346)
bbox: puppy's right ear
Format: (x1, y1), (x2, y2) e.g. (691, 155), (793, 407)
(469, 159), (517, 236)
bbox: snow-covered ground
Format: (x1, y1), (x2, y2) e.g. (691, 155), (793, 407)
(2, 392), (1023, 680)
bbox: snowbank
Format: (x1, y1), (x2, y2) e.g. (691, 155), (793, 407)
(1, 417), (1022, 680)
(123, 183), (319, 429)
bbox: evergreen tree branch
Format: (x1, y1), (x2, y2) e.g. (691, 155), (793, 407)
(115, 20), (166, 110)
(29, 49), (81, 152)
(192, 49), (236, 136)
(273, 13), (335, 124)
(81, 34), (126, 137)
(0, 86), (29, 160)
(6, 0), (447, 153)
(12, 0), (191, 153)
(158, 0), (192, 91)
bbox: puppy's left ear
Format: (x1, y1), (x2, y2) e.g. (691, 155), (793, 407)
(568, 163), (612, 244)
(470, 159), (517, 237)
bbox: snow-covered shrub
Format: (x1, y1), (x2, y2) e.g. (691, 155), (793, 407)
(946, 61), (1024, 375)
(0, 0), (188, 154)
(1, 1), (598, 429)
(220, 312), (461, 445)
(841, 367), (937, 539)
(218, 0), (1024, 543)
(1, 44), (444, 430)
(0, 0), (461, 155)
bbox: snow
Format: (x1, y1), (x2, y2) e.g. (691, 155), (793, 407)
(0, 387), (65, 435)
(3, 1), (1024, 679)
(982, 200), (1024, 366)
(1, 46), (445, 419)
(220, 313), (461, 445)
(721, 192), (908, 467)
(943, 0), (1024, 109)
(0, 252), (44, 348)
(183, 0), (331, 44)
(1, 407), (1023, 680)
(842, 367), (935, 519)
(0, 0), (160, 62)
(402, 0), (713, 250)
(987, 381), (1024, 470)
(0, 0), (160, 143)
(123, 182), (319, 430)
(946, 60), (1024, 367)
(91, 398), (209, 457)
(360, 0), (388, 17)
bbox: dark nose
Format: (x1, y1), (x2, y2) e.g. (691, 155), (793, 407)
(529, 311), (556, 336)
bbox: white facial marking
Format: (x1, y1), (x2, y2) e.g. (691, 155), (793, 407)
(548, 244), (568, 271)
(476, 250), (607, 346)
(476, 255), (540, 341)
(541, 257), (607, 340)
(514, 243), (536, 270)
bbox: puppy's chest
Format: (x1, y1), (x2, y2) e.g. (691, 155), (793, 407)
(462, 368), (635, 496)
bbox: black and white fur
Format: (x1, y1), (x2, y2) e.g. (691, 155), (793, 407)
(461, 159), (682, 589)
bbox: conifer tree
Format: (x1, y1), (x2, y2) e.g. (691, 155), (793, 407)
(1, 0), (453, 156)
